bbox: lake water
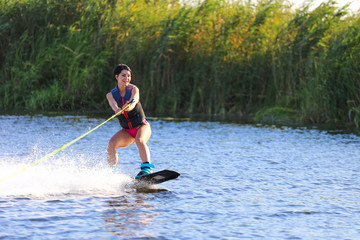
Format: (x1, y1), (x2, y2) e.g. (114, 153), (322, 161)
(0, 114), (360, 239)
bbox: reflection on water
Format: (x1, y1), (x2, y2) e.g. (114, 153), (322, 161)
(103, 194), (159, 238)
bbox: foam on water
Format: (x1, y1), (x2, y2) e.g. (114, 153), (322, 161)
(0, 156), (133, 199)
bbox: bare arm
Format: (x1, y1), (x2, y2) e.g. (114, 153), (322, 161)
(106, 92), (121, 113)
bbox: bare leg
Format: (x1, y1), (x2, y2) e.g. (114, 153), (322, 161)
(135, 123), (152, 163)
(107, 129), (134, 166)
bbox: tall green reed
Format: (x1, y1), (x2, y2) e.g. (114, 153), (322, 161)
(0, 0), (359, 126)
(0, 0), (111, 110)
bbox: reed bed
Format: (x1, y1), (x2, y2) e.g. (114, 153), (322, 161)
(0, 0), (359, 126)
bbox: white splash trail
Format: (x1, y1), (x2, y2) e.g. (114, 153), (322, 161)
(0, 158), (133, 199)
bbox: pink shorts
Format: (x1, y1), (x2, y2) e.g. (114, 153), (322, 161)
(124, 120), (148, 138)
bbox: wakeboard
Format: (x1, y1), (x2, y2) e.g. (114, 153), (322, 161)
(135, 170), (180, 184)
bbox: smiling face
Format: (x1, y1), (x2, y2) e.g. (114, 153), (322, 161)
(115, 70), (131, 87)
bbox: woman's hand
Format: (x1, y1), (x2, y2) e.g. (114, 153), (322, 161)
(115, 107), (123, 115)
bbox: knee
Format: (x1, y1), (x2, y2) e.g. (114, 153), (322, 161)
(107, 138), (117, 150)
(135, 136), (147, 146)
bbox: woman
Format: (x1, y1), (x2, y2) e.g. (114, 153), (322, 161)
(106, 64), (154, 177)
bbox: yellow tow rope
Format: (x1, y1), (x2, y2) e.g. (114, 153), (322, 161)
(0, 100), (134, 185)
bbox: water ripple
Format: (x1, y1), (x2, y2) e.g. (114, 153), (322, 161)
(1, 115), (360, 239)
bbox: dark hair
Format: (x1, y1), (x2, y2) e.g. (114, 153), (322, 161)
(113, 64), (131, 80)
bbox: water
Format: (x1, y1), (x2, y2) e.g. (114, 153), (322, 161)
(0, 114), (360, 239)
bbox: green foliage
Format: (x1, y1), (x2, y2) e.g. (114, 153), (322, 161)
(0, 0), (359, 127)
(254, 106), (299, 123)
(0, 0), (111, 110)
